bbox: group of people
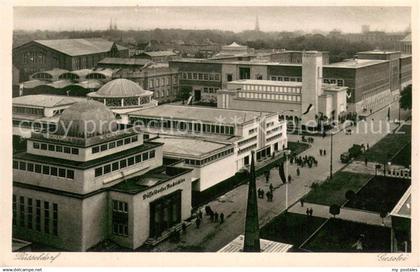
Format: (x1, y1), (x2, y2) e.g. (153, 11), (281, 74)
(319, 149), (327, 156)
(203, 206), (224, 225)
(291, 154), (318, 168)
(257, 185), (274, 202)
(306, 207), (314, 217)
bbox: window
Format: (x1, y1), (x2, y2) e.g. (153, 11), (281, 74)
(48, 144), (55, 151)
(227, 74), (233, 82)
(42, 165), (50, 175)
(41, 144), (47, 150)
(124, 137), (131, 145)
(58, 168), (66, 178)
(19, 196), (25, 227)
(120, 159), (127, 168)
(150, 150), (155, 158)
(56, 145), (62, 152)
(67, 170), (74, 179)
(95, 167), (102, 177)
(13, 160), (18, 169)
(19, 161), (26, 171)
(203, 74), (209, 80)
(193, 73), (197, 79)
(142, 152), (149, 161)
(104, 164), (111, 174)
(135, 154), (142, 163)
(44, 201), (50, 234)
(100, 144), (107, 152)
(51, 167), (57, 176)
(64, 147), (71, 154)
(27, 198), (33, 229)
(35, 164), (42, 173)
(117, 140), (123, 147)
(33, 142), (40, 149)
(112, 162), (119, 171)
(127, 157), (135, 166)
(112, 200), (128, 236)
(92, 146), (100, 154)
(109, 142), (116, 149)
(131, 135), (138, 142)
(35, 200), (41, 231)
(52, 203), (58, 236)
(71, 148), (79, 155)
(198, 73), (203, 80)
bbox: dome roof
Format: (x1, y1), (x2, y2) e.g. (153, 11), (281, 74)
(95, 78), (147, 97)
(57, 100), (118, 138)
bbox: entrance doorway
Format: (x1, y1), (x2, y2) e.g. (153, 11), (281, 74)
(239, 67), (251, 79)
(194, 90), (201, 101)
(149, 190), (182, 238)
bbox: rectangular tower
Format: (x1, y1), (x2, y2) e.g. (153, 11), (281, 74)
(301, 51), (323, 127)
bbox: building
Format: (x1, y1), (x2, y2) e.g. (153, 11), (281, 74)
(134, 51), (179, 62)
(390, 187), (411, 252)
(399, 33), (412, 54)
(170, 48), (411, 115)
(113, 63), (180, 103)
(13, 100), (193, 251)
(97, 57), (152, 69)
(13, 38), (129, 81)
(12, 95), (86, 138)
(128, 104), (288, 191)
(87, 78), (158, 124)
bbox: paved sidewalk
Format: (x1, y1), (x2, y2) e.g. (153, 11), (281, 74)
(288, 202), (391, 227)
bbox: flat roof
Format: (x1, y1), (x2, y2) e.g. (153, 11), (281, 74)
(228, 79), (301, 87)
(357, 50), (401, 55)
(110, 165), (192, 195)
(13, 95), (86, 108)
(325, 59), (388, 69)
(129, 104), (272, 125)
(170, 58), (302, 67)
(390, 186), (411, 219)
(98, 57), (151, 66)
(153, 136), (230, 157)
(218, 235), (293, 252)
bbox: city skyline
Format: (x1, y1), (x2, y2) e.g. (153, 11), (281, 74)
(14, 6), (411, 33)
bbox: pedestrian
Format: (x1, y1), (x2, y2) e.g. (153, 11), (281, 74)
(205, 205), (211, 216)
(266, 191), (270, 201)
(314, 160), (318, 167)
(309, 208), (313, 216)
(269, 183), (274, 192)
(319, 149), (323, 156)
(198, 209), (203, 220)
(265, 171), (270, 183)
(269, 191), (274, 202)
(364, 157), (368, 166)
(220, 213), (224, 224)
(288, 174), (292, 183)
(306, 208), (310, 216)
(367, 143), (370, 150)
(300, 198), (304, 207)
(323, 149), (326, 156)
(296, 167), (300, 176)
(214, 212), (219, 223)
(182, 223), (187, 233)
(196, 217), (201, 229)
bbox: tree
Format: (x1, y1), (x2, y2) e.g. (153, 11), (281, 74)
(177, 86), (192, 104)
(329, 204), (340, 218)
(400, 84), (412, 110)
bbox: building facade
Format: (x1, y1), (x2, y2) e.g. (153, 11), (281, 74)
(13, 100), (192, 251)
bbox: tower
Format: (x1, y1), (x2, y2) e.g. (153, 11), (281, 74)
(109, 18), (113, 31)
(301, 51), (323, 128)
(255, 15), (260, 32)
(243, 151), (261, 252)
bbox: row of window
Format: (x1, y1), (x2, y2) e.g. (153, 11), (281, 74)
(148, 76), (174, 88)
(13, 106), (43, 116)
(271, 76), (302, 82)
(238, 144), (257, 155)
(184, 148), (234, 167)
(94, 149), (156, 177)
(92, 135), (138, 154)
(33, 142), (79, 155)
(13, 195), (58, 236)
(153, 88), (176, 98)
(238, 136), (257, 147)
(266, 126), (281, 136)
(203, 87), (219, 94)
(134, 117), (236, 136)
(182, 72), (221, 82)
(238, 92), (301, 102)
(248, 128), (257, 135)
(266, 133), (283, 143)
(13, 160), (75, 179)
(23, 51), (46, 65)
(112, 200), (129, 237)
(266, 121), (275, 128)
(241, 84), (302, 94)
(323, 78), (345, 87)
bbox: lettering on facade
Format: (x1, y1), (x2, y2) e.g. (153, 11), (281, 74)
(142, 178), (185, 200)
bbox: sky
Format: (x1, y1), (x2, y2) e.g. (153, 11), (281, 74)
(13, 6), (411, 33)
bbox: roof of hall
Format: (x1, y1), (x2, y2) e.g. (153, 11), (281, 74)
(98, 57), (152, 66)
(153, 136), (230, 157)
(13, 95), (86, 108)
(129, 104), (273, 125)
(324, 59), (388, 69)
(29, 38), (127, 56)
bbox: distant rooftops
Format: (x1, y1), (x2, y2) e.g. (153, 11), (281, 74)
(129, 104), (273, 125)
(13, 95), (86, 108)
(21, 38), (127, 57)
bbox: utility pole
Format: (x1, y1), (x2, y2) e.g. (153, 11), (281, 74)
(330, 132), (333, 179)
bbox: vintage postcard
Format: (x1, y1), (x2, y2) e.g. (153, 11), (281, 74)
(0, 0), (418, 268)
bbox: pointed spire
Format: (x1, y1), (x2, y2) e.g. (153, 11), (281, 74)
(243, 151), (260, 252)
(255, 15), (260, 32)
